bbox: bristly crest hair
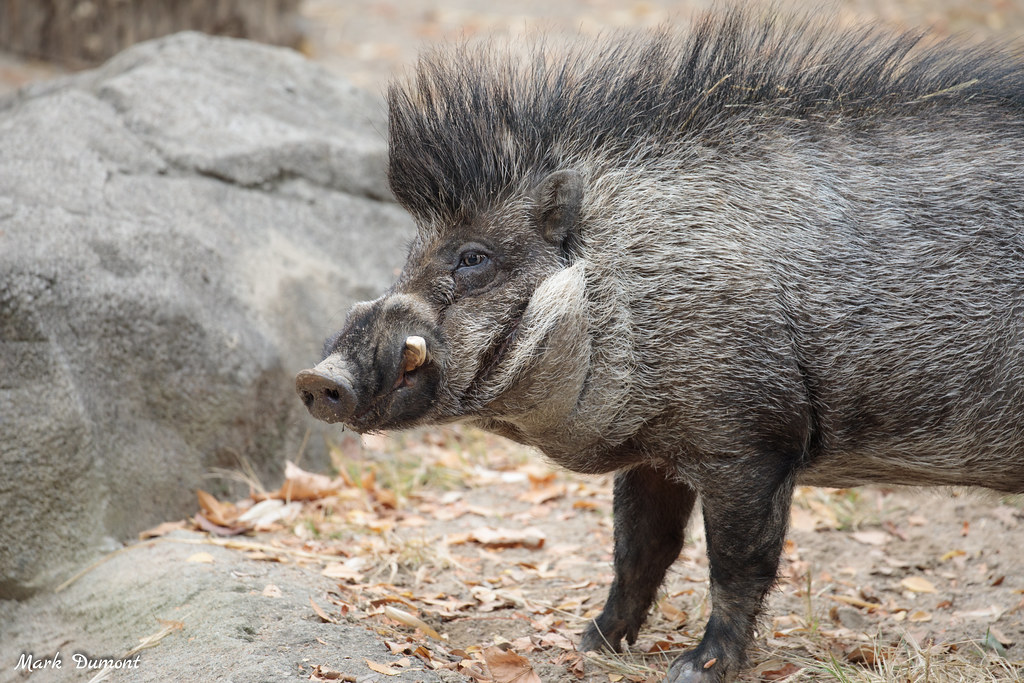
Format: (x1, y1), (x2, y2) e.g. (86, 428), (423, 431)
(386, 6), (1024, 226)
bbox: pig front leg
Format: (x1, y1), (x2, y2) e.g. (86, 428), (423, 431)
(580, 464), (697, 652)
(667, 458), (796, 683)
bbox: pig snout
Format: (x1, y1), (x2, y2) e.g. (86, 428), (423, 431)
(296, 332), (435, 429)
(295, 359), (358, 424)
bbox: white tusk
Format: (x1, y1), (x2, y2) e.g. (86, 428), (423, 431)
(403, 335), (427, 371)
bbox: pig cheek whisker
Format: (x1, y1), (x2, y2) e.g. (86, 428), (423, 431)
(436, 318), (507, 411)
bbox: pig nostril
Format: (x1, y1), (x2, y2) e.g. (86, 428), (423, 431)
(295, 368), (356, 423)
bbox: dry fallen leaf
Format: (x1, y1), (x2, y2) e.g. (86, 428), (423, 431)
(310, 596), (339, 624)
(988, 626), (1014, 647)
(518, 484), (566, 505)
(309, 665), (356, 681)
(195, 489), (240, 527)
(847, 644), (891, 665)
(471, 586), (517, 612)
(901, 576), (937, 593)
(365, 659), (400, 676)
(827, 594), (880, 611)
(138, 520), (187, 539)
(156, 425), (1024, 683)
(538, 632), (575, 650)
(752, 660), (802, 680)
(482, 646), (542, 683)
(370, 483), (398, 509)
(851, 530), (889, 546)
(468, 526), (546, 549)
(954, 605), (1005, 620)
(322, 559), (365, 582)
(525, 466), (558, 486)
(192, 511), (249, 537)
(457, 659), (490, 681)
(647, 640), (678, 653)
(237, 499), (303, 529)
(658, 597), (688, 624)
(383, 605), (443, 640)
(277, 461), (340, 501)
(125, 619), (185, 657)
(193, 490), (252, 535)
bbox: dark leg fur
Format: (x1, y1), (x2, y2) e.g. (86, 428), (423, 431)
(580, 464), (697, 652)
(667, 456), (797, 683)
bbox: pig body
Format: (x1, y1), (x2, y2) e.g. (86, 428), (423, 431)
(298, 9), (1024, 681)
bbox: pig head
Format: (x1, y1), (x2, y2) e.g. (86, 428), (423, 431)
(296, 170), (594, 442)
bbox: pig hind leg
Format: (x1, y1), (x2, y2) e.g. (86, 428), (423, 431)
(581, 464), (697, 652)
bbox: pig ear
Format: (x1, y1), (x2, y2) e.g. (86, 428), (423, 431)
(532, 169), (583, 247)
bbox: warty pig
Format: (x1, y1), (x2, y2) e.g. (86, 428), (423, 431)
(297, 8), (1024, 681)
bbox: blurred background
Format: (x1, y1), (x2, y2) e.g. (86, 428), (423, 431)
(2, 0), (1022, 98)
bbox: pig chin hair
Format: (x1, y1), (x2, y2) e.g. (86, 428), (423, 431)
(462, 264), (626, 452)
(440, 317), (502, 405)
(448, 265), (586, 417)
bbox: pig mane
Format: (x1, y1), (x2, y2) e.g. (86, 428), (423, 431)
(386, 6), (1024, 224)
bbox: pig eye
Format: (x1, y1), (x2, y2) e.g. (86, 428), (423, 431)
(457, 251), (488, 269)
(452, 245), (497, 295)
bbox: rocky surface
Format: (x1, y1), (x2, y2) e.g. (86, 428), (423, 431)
(0, 530), (448, 682)
(0, 31), (413, 598)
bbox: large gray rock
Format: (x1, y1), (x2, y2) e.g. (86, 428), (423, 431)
(0, 32), (413, 598)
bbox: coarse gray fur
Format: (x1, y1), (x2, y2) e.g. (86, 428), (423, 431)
(384, 9), (1024, 487)
(298, 7), (1023, 681)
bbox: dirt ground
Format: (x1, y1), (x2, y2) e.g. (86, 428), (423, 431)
(181, 425), (1024, 682)
(4, 424), (1019, 682)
